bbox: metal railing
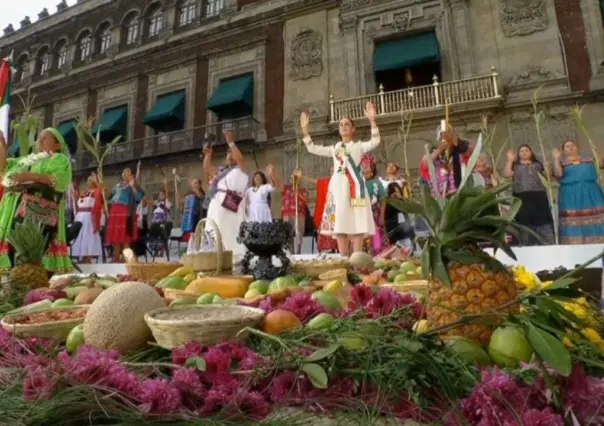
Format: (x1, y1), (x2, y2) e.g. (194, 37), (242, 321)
(74, 116), (261, 170)
(329, 68), (501, 122)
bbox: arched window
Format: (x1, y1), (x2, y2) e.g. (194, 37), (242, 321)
(97, 23), (112, 54)
(123, 12), (140, 45)
(179, 0), (197, 26)
(78, 31), (92, 61)
(37, 47), (51, 75)
(15, 54), (29, 82)
(147, 5), (164, 37)
(55, 40), (69, 69)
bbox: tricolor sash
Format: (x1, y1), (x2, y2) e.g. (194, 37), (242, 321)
(344, 149), (366, 207)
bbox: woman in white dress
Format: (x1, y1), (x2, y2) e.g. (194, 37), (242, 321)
(201, 130), (249, 259)
(245, 164), (275, 222)
(71, 174), (104, 263)
(300, 102), (381, 256)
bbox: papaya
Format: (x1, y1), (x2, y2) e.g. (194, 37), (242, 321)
(185, 276), (252, 298)
(169, 267), (195, 278)
(157, 276), (187, 290)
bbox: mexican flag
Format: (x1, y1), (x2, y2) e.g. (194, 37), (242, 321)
(0, 56), (13, 142)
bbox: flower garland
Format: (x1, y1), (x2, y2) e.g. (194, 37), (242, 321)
(2, 152), (50, 188)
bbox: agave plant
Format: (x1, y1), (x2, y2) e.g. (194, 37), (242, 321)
(74, 116), (122, 211)
(10, 90), (39, 158)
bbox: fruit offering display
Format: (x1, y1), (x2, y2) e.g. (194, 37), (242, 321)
(0, 167), (604, 424)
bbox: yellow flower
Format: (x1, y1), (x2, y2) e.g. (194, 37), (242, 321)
(582, 328), (603, 344)
(513, 265), (540, 290)
(562, 336), (573, 347)
(541, 281), (553, 289)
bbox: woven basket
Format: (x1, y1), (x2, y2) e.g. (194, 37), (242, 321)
(182, 218), (233, 274)
(145, 304), (265, 349)
(318, 269), (348, 284)
(382, 280), (429, 295)
(290, 259), (349, 279)
(1, 305), (90, 339)
(126, 262), (182, 282)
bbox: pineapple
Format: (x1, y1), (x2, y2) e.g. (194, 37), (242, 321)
(389, 138), (535, 345)
(7, 219), (49, 290)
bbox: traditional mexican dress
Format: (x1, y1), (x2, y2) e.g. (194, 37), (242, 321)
(281, 183), (308, 247)
(181, 192), (206, 242)
(420, 141), (469, 197)
(203, 166), (249, 258)
(363, 178), (386, 255)
(302, 130), (380, 238)
(71, 188), (103, 258)
(245, 184), (274, 222)
(0, 152), (73, 273)
(105, 182), (144, 245)
(152, 200), (171, 224)
(512, 162), (555, 246)
(558, 157), (604, 244)
(314, 176), (339, 252)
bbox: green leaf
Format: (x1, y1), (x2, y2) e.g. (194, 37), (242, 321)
(305, 344), (341, 363)
(457, 132), (483, 191)
(526, 324), (572, 376)
(541, 277), (577, 291)
(301, 363), (329, 389)
(387, 198), (425, 216)
(504, 198), (522, 220)
(184, 356), (206, 371)
(420, 238), (432, 279)
(431, 242), (450, 285)
(442, 249), (487, 264)
(424, 143), (444, 207)
(421, 183), (442, 230)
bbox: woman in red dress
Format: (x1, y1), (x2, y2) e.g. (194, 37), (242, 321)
(297, 167), (339, 252)
(105, 167), (144, 262)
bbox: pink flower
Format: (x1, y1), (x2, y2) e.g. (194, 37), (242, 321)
(199, 383), (237, 415)
(22, 364), (59, 400)
(227, 390), (272, 420)
(268, 370), (297, 403)
(349, 285), (373, 308)
(521, 408), (564, 426)
(171, 368), (207, 399)
(280, 292), (325, 323)
(138, 378), (182, 414)
(171, 341), (204, 366)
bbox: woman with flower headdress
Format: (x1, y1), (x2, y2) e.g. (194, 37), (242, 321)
(553, 140), (604, 244)
(360, 153), (386, 255)
(300, 102), (381, 256)
(0, 128), (73, 273)
(419, 125), (469, 197)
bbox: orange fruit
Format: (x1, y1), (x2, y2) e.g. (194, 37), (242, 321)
(262, 309), (302, 335)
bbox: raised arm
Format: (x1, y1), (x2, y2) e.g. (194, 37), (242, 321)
(224, 130), (245, 172)
(202, 144), (218, 183)
(503, 150), (516, 178)
(300, 111), (332, 157)
(360, 102), (380, 153)
(552, 148), (563, 177)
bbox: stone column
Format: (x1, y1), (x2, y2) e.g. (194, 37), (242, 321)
(339, 15), (360, 98)
(448, 0), (474, 79)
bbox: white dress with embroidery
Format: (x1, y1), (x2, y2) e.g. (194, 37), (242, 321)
(302, 130), (380, 237)
(245, 184), (274, 223)
(204, 167), (250, 259)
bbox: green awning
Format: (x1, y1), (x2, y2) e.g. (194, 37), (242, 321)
(373, 32), (440, 72)
(143, 90), (186, 132)
(206, 73), (254, 116)
(92, 105), (128, 142)
(56, 119), (78, 155)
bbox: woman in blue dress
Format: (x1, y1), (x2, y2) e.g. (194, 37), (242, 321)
(553, 140), (604, 244)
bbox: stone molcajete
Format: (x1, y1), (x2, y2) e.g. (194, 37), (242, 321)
(237, 220), (293, 280)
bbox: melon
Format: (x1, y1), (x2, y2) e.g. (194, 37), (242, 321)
(349, 251), (373, 269)
(83, 282), (165, 353)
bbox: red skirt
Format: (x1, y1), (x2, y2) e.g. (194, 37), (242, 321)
(182, 231), (192, 242)
(105, 204), (138, 245)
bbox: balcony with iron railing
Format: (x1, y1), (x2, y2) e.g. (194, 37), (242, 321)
(74, 116), (261, 171)
(329, 68), (501, 122)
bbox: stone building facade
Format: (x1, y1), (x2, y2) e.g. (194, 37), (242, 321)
(1, 0), (604, 213)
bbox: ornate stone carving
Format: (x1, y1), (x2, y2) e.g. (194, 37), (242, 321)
(392, 13), (410, 32)
(509, 65), (564, 87)
(364, 25), (378, 38)
(340, 0), (373, 11)
(500, 0), (548, 37)
(338, 15), (357, 33)
(289, 30), (323, 81)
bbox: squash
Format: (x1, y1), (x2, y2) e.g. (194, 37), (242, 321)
(185, 275), (252, 298)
